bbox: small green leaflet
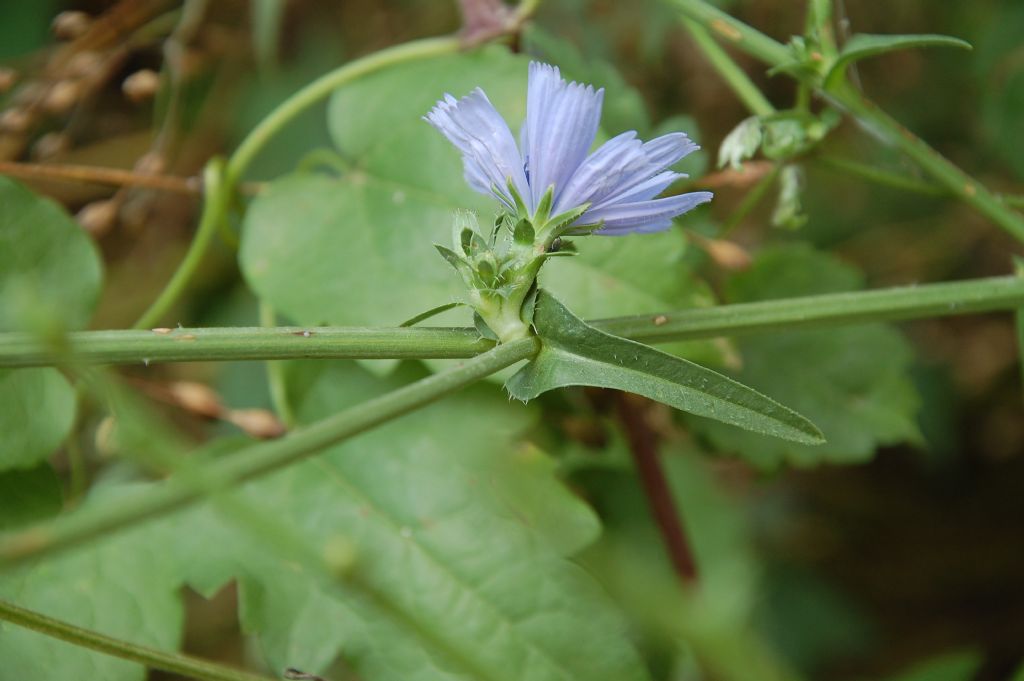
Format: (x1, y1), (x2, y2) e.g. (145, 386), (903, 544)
(825, 33), (972, 89)
(505, 291), (824, 445)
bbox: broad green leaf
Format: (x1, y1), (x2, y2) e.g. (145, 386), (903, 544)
(0, 368), (76, 470)
(0, 464), (62, 531)
(505, 291), (824, 445)
(0, 485), (184, 681)
(691, 245), (920, 469)
(241, 47), (717, 362)
(0, 178), (101, 470)
(0, 177), (102, 333)
(825, 33), (972, 89)
(172, 361), (635, 680)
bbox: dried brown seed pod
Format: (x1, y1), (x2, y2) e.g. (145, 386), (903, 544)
(122, 69), (161, 103)
(52, 11), (92, 41)
(76, 200), (119, 238)
(43, 81), (81, 114)
(225, 409), (287, 439)
(167, 381), (224, 419)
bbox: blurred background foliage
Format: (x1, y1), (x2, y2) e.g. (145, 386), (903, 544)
(0, 1), (1022, 680)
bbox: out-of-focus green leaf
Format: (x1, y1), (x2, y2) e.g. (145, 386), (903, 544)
(0, 177), (102, 332)
(825, 33), (972, 89)
(864, 650), (982, 681)
(0, 464), (62, 531)
(506, 291), (824, 444)
(172, 361), (638, 680)
(575, 447), (795, 681)
(0, 178), (101, 471)
(691, 245), (921, 469)
(0, 0), (58, 60)
(0, 485), (185, 681)
(0, 368), (76, 471)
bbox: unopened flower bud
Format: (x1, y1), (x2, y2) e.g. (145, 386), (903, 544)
(168, 381), (223, 418)
(122, 69), (160, 103)
(52, 11), (92, 40)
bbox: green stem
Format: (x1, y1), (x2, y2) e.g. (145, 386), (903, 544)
(133, 159), (229, 329)
(680, 17), (775, 116)
(2, 276), (1022, 367)
(667, 0), (791, 65)
(596, 275), (1024, 343)
(0, 599), (273, 681)
(669, 0), (1024, 244)
(0, 338), (537, 567)
(226, 36), (460, 185)
(135, 36), (463, 331)
(828, 82), (1024, 243)
(817, 154), (946, 197)
(259, 301), (295, 428)
(0, 326), (492, 367)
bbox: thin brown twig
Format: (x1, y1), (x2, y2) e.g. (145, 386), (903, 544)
(0, 159), (199, 193)
(0, 160), (264, 195)
(615, 392), (698, 583)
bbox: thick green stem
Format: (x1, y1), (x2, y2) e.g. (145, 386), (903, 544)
(669, 0), (1024, 244)
(0, 326), (493, 368)
(0, 599), (273, 681)
(596, 275), (1024, 344)
(2, 277), (1021, 367)
(0, 338), (537, 567)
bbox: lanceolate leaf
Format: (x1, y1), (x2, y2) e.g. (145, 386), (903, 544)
(825, 33), (972, 89)
(505, 291), (824, 445)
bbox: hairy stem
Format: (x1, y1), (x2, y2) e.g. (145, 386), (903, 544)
(3, 276), (1021, 367)
(0, 338), (538, 567)
(669, 0), (1024, 243)
(0, 599), (273, 681)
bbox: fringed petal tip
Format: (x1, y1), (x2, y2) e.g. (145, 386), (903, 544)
(424, 87), (529, 206)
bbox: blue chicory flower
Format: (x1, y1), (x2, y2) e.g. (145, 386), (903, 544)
(425, 62), (713, 235)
